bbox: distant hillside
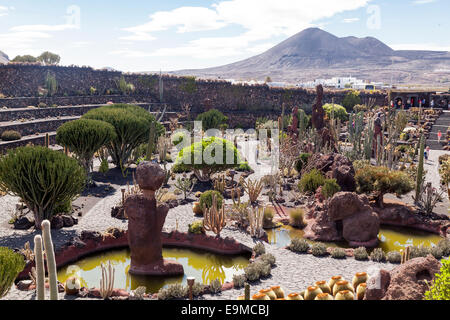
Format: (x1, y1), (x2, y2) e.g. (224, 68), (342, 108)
(171, 28), (450, 85)
(0, 50), (9, 64)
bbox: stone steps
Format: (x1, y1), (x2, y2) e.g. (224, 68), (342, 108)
(0, 131), (57, 154)
(0, 116), (80, 137)
(427, 111), (450, 150)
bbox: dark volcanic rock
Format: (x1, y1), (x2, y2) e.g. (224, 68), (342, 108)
(14, 217), (34, 230)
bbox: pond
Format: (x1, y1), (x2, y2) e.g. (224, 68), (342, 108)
(57, 248), (250, 294)
(266, 225), (443, 252)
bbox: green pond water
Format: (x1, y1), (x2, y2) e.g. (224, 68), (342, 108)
(57, 248), (250, 293)
(266, 225), (443, 252)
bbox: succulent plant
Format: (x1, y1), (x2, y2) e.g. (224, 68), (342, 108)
(252, 293), (270, 300)
(353, 247), (369, 260)
(232, 274), (246, 288)
(335, 290), (355, 300)
(314, 292), (334, 300)
(356, 283), (367, 300)
(259, 253), (276, 266)
(315, 280), (332, 294)
(271, 286), (285, 299)
(259, 288), (277, 300)
(304, 286), (323, 300)
(352, 272), (368, 290)
(253, 243), (266, 256)
(332, 280), (354, 296)
(209, 278), (222, 294)
(331, 248), (346, 259)
(437, 239), (450, 256)
(431, 246), (444, 259)
(311, 243), (328, 257)
(328, 276), (343, 293)
(387, 251), (402, 264)
(370, 248), (386, 262)
(289, 238), (310, 253)
(286, 293), (303, 300)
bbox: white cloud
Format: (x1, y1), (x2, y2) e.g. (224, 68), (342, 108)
(121, 6), (227, 41)
(412, 0), (436, 4)
(390, 43), (450, 52)
(120, 0), (372, 60)
(11, 24), (78, 32)
(0, 6), (9, 17)
(343, 18), (360, 23)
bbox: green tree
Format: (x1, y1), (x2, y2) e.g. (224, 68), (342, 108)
(0, 147), (86, 228)
(0, 247), (25, 298)
(322, 103), (349, 122)
(174, 137), (240, 182)
(12, 55), (38, 63)
(196, 109), (228, 132)
(56, 119), (116, 182)
(37, 51), (61, 65)
(82, 104), (164, 168)
(342, 90), (361, 112)
(355, 165), (414, 208)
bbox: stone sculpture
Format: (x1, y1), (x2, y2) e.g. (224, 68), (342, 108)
(124, 162), (184, 276)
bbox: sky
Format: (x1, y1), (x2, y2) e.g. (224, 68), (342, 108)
(0, 0), (448, 72)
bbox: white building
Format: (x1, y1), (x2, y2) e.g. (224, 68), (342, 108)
(299, 76), (382, 90)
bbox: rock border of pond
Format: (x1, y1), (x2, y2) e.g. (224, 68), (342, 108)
(14, 229), (256, 299)
(16, 229), (252, 281)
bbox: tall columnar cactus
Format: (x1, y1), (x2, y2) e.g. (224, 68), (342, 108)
(42, 220), (58, 300)
(244, 283), (250, 300)
(33, 235), (45, 300)
(415, 136), (425, 204)
(147, 121), (155, 160)
(45, 133), (49, 148)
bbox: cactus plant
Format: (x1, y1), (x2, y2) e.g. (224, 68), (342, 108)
(147, 121), (156, 160)
(33, 235), (45, 300)
(332, 280), (354, 296)
(271, 286), (285, 299)
(252, 293), (270, 301)
(259, 288), (277, 300)
(335, 290), (355, 300)
(304, 286), (323, 300)
(315, 281), (332, 294)
(244, 283), (250, 300)
(415, 135), (425, 205)
(356, 283), (367, 300)
(314, 292), (334, 300)
(202, 194), (226, 236)
(286, 293), (303, 300)
(42, 220), (58, 300)
(352, 272), (368, 290)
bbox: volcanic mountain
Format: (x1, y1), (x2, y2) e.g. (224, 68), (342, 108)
(172, 28), (450, 85)
(0, 50), (9, 64)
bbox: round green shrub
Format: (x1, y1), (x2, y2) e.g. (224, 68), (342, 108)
(0, 146), (86, 228)
(387, 251), (402, 264)
(1, 130), (22, 141)
(259, 253), (276, 267)
(331, 248), (346, 259)
(295, 153), (311, 173)
(56, 119), (116, 176)
(370, 248), (386, 262)
(253, 243), (266, 256)
(311, 243), (328, 257)
(0, 247), (26, 298)
(196, 109), (228, 132)
(82, 104), (164, 167)
(342, 90), (361, 112)
(199, 190), (223, 210)
(354, 247), (369, 260)
(289, 238), (310, 253)
(322, 179), (341, 199)
(172, 131), (189, 147)
(174, 137), (240, 182)
(236, 162), (252, 172)
(298, 169), (325, 193)
(322, 103), (349, 122)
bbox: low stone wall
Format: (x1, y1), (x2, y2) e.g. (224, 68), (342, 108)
(0, 133), (56, 154)
(0, 117), (78, 136)
(0, 65), (388, 115)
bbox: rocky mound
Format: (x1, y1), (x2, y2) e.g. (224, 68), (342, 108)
(304, 192), (380, 246)
(365, 255), (442, 300)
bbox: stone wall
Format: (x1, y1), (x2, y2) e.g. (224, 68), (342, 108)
(0, 65), (387, 114)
